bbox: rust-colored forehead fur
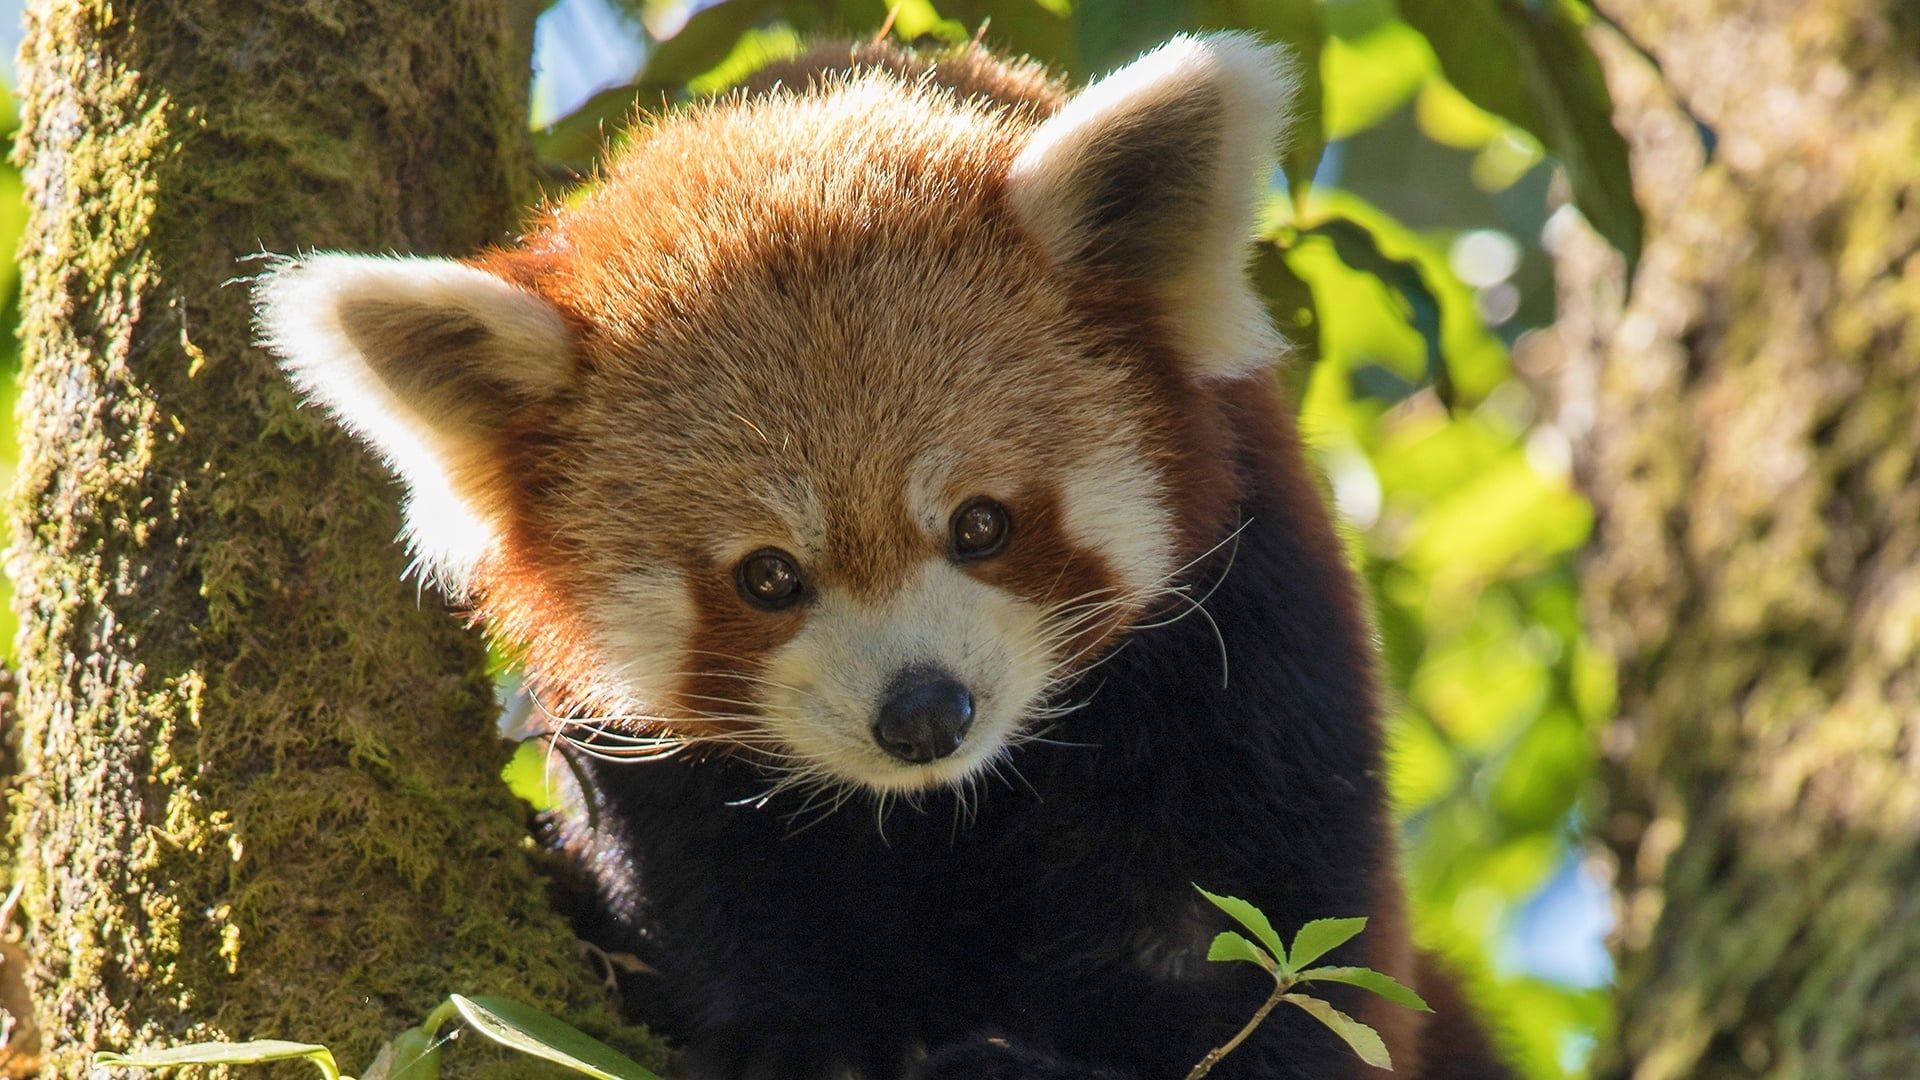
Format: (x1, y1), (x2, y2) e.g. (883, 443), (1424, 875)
(480, 60), (1178, 630)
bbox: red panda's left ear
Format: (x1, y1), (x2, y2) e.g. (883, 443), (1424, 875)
(1007, 33), (1296, 381)
(252, 253), (576, 593)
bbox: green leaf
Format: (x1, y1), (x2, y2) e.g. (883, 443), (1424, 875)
(364, 1026), (444, 1080)
(386, 1024), (444, 1079)
(1307, 217), (1452, 409)
(94, 1041), (341, 1079)
(1076, 0), (1195, 72)
(1288, 916), (1369, 969)
(1194, 885), (1289, 968)
(1513, 1), (1641, 272)
(1572, 0), (1716, 156)
(1251, 238), (1320, 409)
(1283, 994), (1394, 1069)
(1207, 930), (1279, 971)
(1398, 0), (1641, 272)
(1397, 0), (1542, 132)
(685, 25), (806, 97)
(640, 0), (779, 91)
(941, 0), (1080, 76)
(451, 995), (663, 1079)
(533, 0), (783, 171)
(1321, 20), (1435, 139)
(1196, 0), (1328, 202)
(1296, 965), (1433, 1012)
(534, 83), (648, 174)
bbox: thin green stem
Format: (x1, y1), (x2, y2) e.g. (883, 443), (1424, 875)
(1186, 974), (1292, 1080)
(420, 998), (462, 1039)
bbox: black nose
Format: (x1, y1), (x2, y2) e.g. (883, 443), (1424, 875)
(872, 672), (975, 764)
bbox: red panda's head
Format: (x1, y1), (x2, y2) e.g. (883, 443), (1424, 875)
(255, 35), (1295, 796)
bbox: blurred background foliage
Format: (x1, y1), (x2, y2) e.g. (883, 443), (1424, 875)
(0, 0), (1631, 1075)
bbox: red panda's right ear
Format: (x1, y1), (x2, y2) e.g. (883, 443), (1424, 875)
(252, 253), (575, 592)
(1007, 34), (1295, 382)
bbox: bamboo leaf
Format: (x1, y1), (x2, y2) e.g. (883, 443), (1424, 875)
(385, 1024), (444, 1079)
(534, 0), (782, 171)
(1283, 994), (1394, 1070)
(451, 995), (662, 1079)
(1296, 965), (1433, 1012)
(94, 1041), (341, 1079)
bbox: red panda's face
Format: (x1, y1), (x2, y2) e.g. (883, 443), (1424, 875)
(256, 35), (1294, 798)
(525, 220), (1183, 793)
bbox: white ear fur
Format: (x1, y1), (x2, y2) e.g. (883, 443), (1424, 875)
(252, 253), (573, 593)
(1008, 33), (1297, 380)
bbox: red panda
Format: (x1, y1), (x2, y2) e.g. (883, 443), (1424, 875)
(255, 34), (1508, 1080)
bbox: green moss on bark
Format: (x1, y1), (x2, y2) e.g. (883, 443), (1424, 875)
(7, 1), (663, 1074)
(1537, 3), (1920, 1076)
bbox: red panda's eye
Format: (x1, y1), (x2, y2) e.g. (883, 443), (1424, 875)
(950, 498), (1011, 561)
(736, 549), (804, 610)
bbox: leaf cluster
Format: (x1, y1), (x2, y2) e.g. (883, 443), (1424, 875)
(95, 995), (665, 1080)
(1193, 887), (1429, 1074)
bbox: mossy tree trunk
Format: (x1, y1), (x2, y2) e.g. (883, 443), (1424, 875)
(1536, 1), (1920, 1076)
(7, 1), (651, 1074)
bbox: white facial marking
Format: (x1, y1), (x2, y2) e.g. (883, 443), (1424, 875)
(1059, 441), (1176, 599)
(906, 446), (963, 537)
(758, 560), (1051, 793)
(588, 567), (697, 719)
(715, 475), (827, 566)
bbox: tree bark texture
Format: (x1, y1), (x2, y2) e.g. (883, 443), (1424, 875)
(1534, 2), (1920, 1077)
(7, 1), (657, 1073)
